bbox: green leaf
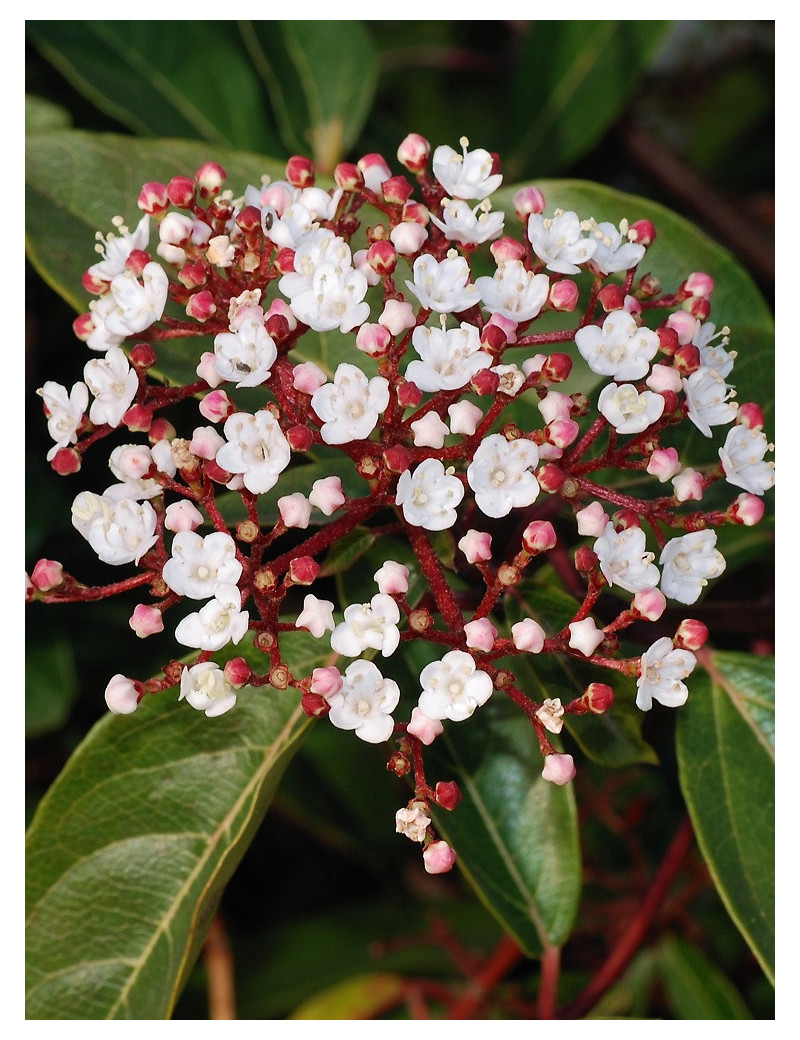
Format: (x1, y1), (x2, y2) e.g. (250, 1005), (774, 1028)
(26, 22), (276, 152)
(240, 21), (378, 172)
(25, 631), (328, 1019)
(25, 94), (72, 132)
(657, 935), (753, 1019)
(676, 651), (774, 984)
(25, 636), (79, 738)
(425, 696), (581, 957)
(507, 22), (672, 177)
(289, 973), (405, 1019)
(320, 527), (377, 576)
(25, 127), (287, 314)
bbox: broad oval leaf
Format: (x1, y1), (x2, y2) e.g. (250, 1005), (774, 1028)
(425, 696), (581, 958)
(676, 650), (774, 983)
(25, 632), (328, 1020)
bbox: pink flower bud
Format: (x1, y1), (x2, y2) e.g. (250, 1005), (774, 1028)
(657, 326), (680, 356)
(666, 311), (700, 345)
(166, 175), (195, 208)
(390, 221), (428, 255)
(522, 520), (557, 554)
(632, 587), (667, 621)
(646, 364), (682, 394)
(149, 417), (176, 444)
(105, 674), (141, 714)
(402, 200), (429, 225)
(490, 236), (527, 265)
(289, 555), (320, 585)
(334, 161), (364, 191)
(464, 618), (497, 652)
(129, 604), (164, 638)
(384, 445), (412, 473)
(397, 381), (422, 408)
(81, 270), (109, 295)
(736, 402), (765, 430)
(292, 361), (327, 394)
(549, 279), (580, 311)
(597, 285), (627, 312)
(471, 368), (500, 396)
(568, 618), (604, 657)
(164, 500), (204, 532)
(125, 249), (151, 277)
(674, 619), (708, 651)
(198, 390), (235, 423)
(224, 657), (252, 688)
(122, 404), (153, 433)
(582, 683), (615, 714)
(285, 155), (315, 187)
(672, 468), (704, 502)
(31, 559), (64, 592)
(381, 174), (414, 205)
(542, 352), (573, 382)
(235, 205), (262, 233)
(537, 464), (565, 493)
(301, 691), (331, 718)
(309, 476), (346, 515)
(423, 840), (457, 875)
(189, 426), (224, 459)
(287, 425), (314, 452)
(195, 161), (226, 197)
(448, 400), (483, 435)
(72, 313), (94, 341)
(374, 561), (410, 596)
(728, 493), (765, 527)
(681, 271), (714, 299)
(513, 186), (546, 219)
(51, 447), (82, 475)
(137, 181), (170, 214)
(541, 753), (576, 785)
(484, 312), (518, 345)
(458, 529), (492, 564)
(358, 153), (392, 193)
(179, 261), (208, 290)
(159, 211), (194, 245)
(279, 493), (312, 529)
(274, 247), (297, 274)
(397, 133), (431, 173)
(186, 290), (217, 322)
(628, 219), (656, 247)
(310, 665), (343, 698)
(647, 447), (681, 483)
(366, 240), (397, 276)
(687, 296), (710, 321)
(129, 343), (157, 371)
(434, 781), (462, 811)
(612, 509), (640, 531)
(379, 299), (416, 335)
(575, 501), (609, 537)
(673, 343), (701, 375)
(511, 618), (546, 653)
(407, 707), (444, 746)
(546, 418), (580, 449)
(480, 323), (508, 353)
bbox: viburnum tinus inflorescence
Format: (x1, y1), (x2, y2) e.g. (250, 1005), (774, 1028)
(29, 134), (775, 874)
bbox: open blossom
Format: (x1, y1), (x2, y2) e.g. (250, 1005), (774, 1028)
(174, 583), (249, 651)
(575, 309), (659, 381)
(430, 197), (504, 244)
(395, 800), (432, 843)
(330, 594), (402, 658)
(474, 260), (549, 322)
(527, 210), (597, 274)
(213, 315), (278, 387)
(417, 650), (493, 722)
(405, 322), (492, 391)
(466, 434), (540, 518)
(88, 215), (150, 282)
(286, 262), (370, 333)
(598, 383), (665, 434)
(180, 661), (238, 717)
(588, 220), (646, 275)
(396, 458), (464, 530)
(659, 530), (726, 605)
(162, 529), (242, 599)
(311, 364), (390, 445)
(431, 138), (502, 200)
(71, 491), (157, 565)
(84, 346), (139, 428)
(683, 367), (737, 437)
(215, 411), (291, 494)
(719, 425), (775, 495)
(636, 637), (696, 711)
(405, 252), (480, 313)
(593, 522), (660, 594)
(38, 380), (88, 460)
(694, 322), (736, 377)
(102, 262), (169, 339)
(326, 660), (400, 743)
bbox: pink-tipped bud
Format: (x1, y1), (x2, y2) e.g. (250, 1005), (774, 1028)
(423, 840), (457, 875)
(736, 402), (765, 430)
(274, 247), (297, 275)
(402, 200), (429, 226)
(380, 299), (416, 336)
(279, 494), (312, 530)
(224, 657), (251, 689)
(355, 323), (392, 357)
(82, 270), (109, 295)
(673, 343), (701, 375)
(463, 618), (497, 653)
(597, 284), (627, 312)
(357, 152), (392, 193)
(686, 296), (711, 321)
(674, 619), (708, 651)
(149, 417), (176, 444)
(522, 520), (557, 554)
(629, 219), (656, 247)
(471, 368), (500, 396)
(178, 260), (207, 290)
(549, 279), (580, 312)
(104, 674), (141, 714)
(729, 492), (765, 527)
(458, 529), (492, 564)
(537, 463), (565, 493)
(301, 691), (330, 718)
(582, 682), (615, 714)
(546, 418), (580, 449)
(384, 445), (412, 473)
(632, 587), (667, 621)
(285, 155), (315, 188)
(293, 360), (327, 395)
(480, 323), (508, 353)
(334, 161), (364, 191)
(198, 389), (235, 423)
(575, 501), (609, 537)
(235, 205), (262, 233)
(646, 364), (682, 394)
(680, 271), (715, 300)
(407, 707), (443, 745)
(673, 468), (704, 502)
(121, 403), (153, 434)
(511, 618), (546, 653)
(490, 236), (526, 265)
(51, 447), (81, 475)
(513, 185), (546, 219)
(310, 665), (343, 698)
(31, 559), (64, 592)
(289, 555), (320, 585)
(666, 311), (700, 345)
(541, 753), (576, 785)
(164, 500), (204, 532)
(542, 352), (573, 383)
(397, 381), (422, 408)
(381, 175), (414, 205)
(397, 133), (431, 173)
(309, 476), (345, 515)
(167, 175), (196, 208)
(657, 326), (680, 356)
(128, 341), (156, 369)
(366, 240), (397, 276)
(186, 290), (217, 322)
(137, 181), (170, 214)
(195, 161), (226, 197)
(434, 781), (462, 811)
(72, 313), (94, 342)
(612, 509), (641, 531)
(129, 604), (164, 638)
(287, 425), (314, 452)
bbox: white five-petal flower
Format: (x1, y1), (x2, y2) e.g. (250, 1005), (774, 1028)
(466, 434), (540, 518)
(326, 660), (401, 743)
(636, 637), (696, 711)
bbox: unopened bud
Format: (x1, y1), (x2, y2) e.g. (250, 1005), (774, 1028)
(686, 296), (711, 320)
(301, 691), (330, 718)
(285, 155), (315, 187)
(542, 352), (572, 382)
(123, 403), (153, 433)
(541, 753), (576, 786)
(657, 326), (680, 356)
(384, 445), (412, 473)
(397, 381), (422, 408)
(287, 425), (315, 452)
(490, 236), (526, 265)
(397, 133), (431, 173)
(736, 402), (765, 430)
(198, 389), (235, 423)
(434, 781), (462, 811)
(522, 520), (557, 554)
(582, 682), (615, 714)
(334, 161), (364, 191)
(574, 546), (598, 573)
(195, 161), (226, 197)
(289, 556), (320, 585)
(628, 219), (656, 247)
(130, 343), (157, 369)
(471, 368), (500, 395)
(537, 463), (565, 493)
(513, 186), (546, 219)
(167, 175), (196, 208)
(381, 175), (414, 205)
(679, 271), (714, 300)
(549, 279), (579, 311)
(105, 674), (142, 714)
(31, 559), (64, 592)
(597, 285), (627, 312)
(51, 447), (81, 475)
(224, 657), (252, 688)
(673, 343), (701, 375)
(423, 840), (457, 875)
(186, 290), (217, 322)
(728, 492), (765, 527)
(674, 619), (709, 651)
(366, 240), (397, 275)
(632, 587), (667, 621)
(137, 181), (170, 214)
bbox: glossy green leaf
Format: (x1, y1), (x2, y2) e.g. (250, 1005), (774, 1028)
(425, 695), (581, 958)
(657, 935), (752, 1019)
(25, 632), (327, 1020)
(289, 973), (405, 1019)
(676, 651), (774, 983)
(26, 22), (276, 153)
(507, 22), (671, 177)
(25, 94), (72, 132)
(240, 21), (378, 172)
